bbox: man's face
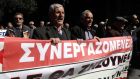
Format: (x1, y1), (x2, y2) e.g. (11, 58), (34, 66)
(132, 15), (139, 24)
(14, 14), (24, 26)
(114, 21), (125, 30)
(40, 21), (45, 27)
(52, 6), (65, 26)
(29, 21), (34, 27)
(83, 12), (93, 27)
(8, 22), (13, 28)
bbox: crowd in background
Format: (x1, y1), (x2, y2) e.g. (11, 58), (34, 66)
(0, 3), (140, 72)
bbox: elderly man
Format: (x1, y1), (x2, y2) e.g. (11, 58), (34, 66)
(32, 3), (71, 43)
(6, 12), (31, 38)
(71, 10), (97, 40)
(107, 16), (129, 37)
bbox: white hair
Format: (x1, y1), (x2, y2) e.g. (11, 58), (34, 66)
(49, 3), (64, 16)
(81, 10), (93, 19)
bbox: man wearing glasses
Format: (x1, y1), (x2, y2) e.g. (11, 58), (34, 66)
(6, 12), (31, 38)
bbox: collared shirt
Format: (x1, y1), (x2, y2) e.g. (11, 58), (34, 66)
(85, 31), (93, 40)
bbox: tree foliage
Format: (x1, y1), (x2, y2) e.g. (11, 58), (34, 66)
(0, 0), (38, 22)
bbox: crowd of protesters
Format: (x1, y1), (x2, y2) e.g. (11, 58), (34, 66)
(0, 3), (140, 70)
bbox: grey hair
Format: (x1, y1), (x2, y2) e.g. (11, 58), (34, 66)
(81, 10), (93, 19)
(49, 3), (64, 16)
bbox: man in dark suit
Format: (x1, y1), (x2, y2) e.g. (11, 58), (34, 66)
(71, 10), (97, 40)
(32, 3), (71, 43)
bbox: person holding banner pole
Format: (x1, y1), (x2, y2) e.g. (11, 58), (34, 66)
(32, 3), (71, 43)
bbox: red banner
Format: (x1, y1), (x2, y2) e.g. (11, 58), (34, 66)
(0, 37), (4, 64)
(2, 36), (132, 72)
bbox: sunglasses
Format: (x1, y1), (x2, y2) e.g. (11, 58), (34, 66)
(15, 17), (23, 20)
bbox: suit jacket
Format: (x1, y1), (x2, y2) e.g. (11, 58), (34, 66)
(32, 25), (71, 40)
(71, 25), (96, 40)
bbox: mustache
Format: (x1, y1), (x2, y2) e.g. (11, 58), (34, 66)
(57, 17), (64, 20)
(55, 16), (64, 20)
